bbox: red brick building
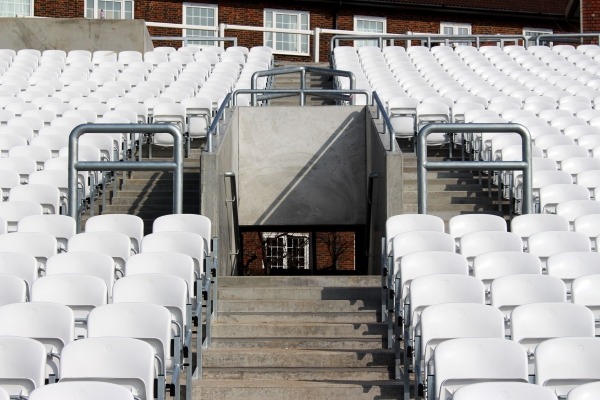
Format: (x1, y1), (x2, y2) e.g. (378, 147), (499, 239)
(2, 0), (581, 62)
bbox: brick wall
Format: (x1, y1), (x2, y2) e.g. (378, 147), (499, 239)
(583, 0), (600, 33)
(32, 1), (578, 62)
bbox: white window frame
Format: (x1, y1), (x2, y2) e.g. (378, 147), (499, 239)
(440, 22), (472, 46)
(523, 27), (553, 46)
(85, 0), (134, 19)
(183, 3), (218, 47)
(263, 8), (310, 57)
(353, 15), (386, 47)
(263, 232), (310, 269)
(0, 0), (33, 17)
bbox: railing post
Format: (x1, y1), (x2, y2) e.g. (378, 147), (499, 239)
(314, 27), (321, 63)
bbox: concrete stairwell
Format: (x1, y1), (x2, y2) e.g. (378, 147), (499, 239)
(195, 276), (402, 399)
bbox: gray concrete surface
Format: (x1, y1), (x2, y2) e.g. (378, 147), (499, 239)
(0, 18), (153, 52)
(237, 106), (367, 226)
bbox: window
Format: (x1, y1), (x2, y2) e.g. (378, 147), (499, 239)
(354, 16), (386, 47)
(0, 0), (32, 17)
(524, 28), (553, 46)
(264, 9), (309, 56)
(440, 22), (471, 46)
(263, 232), (309, 269)
(85, 0), (133, 19)
(183, 3), (218, 46)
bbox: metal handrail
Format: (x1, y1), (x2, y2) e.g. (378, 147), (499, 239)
(536, 33), (600, 45)
(372, 91), (397, 152)
(232, 88), (370, 107)
(225, 172), (241, 275)
(417, 123), (533, 214)
(250, 66), (356, 106)
(330, 34), (528, 55)
(366, 173), (379, 260)
(68, 124), (184, 231)
(205, 92), (232, 153)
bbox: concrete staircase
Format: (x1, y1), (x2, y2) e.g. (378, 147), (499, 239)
(82, 146), (202, 234)
(400, 146), (506, 225)
(195, 276), (402, 399)
(269, 62), (336, 106)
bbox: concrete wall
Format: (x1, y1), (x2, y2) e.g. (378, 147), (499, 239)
(201, 110), (240, 277)
(365, 109), (404, 274)
(237, 106), (367, 226)
(0, 18), (153, 52)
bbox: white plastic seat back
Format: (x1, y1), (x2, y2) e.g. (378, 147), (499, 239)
(85, 214), (144, 254)
(547, 251), (600, 293)
(556, 199), (600, 228)
(419, 303), (504, 387)
(112, 274), (189, 342)
(433, 337), (528, 400)
(459, 231), (523, 267)
(153, 213), (212, 253)
(125, 252), (195, 303)
(0, 201), (43, 232)
(0, 273), (27, 305)
(391, 231), (455, 275)
(567, 381), (600, 400)
(398, 251), (468, 306)
(0, 302), (74, 379)
(0, 336), (46, 398)
(88, 303), (175, 373)
(473, 251), (542, 292)
(60, 337), (155, 400)
(510, 214), (569, 248)
(572, 274), (600, 334)
(68, 232), (132, 276)
(528, 231), (591, 267)
(29, 381), (134, 400)
(453, 382), (557, 400)
(535, 337), (600, 398)
(0, 232), (57, 270)
(539, 183), (590, 214)
(574, 214), (600, 247)
(17, 214), (76, 253)
(511, 302), (595, 374)
(448, 214), (506, 245)
(141, 231), (205, 277)
(490, 274), (567, 324)
(9, 184), (61, 215)
(46, 251), (116, 297)
(30, 274), (108, 338)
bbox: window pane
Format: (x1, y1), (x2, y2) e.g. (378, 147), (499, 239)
(0, 0), (31, 17)
(264, 9), (309, 55)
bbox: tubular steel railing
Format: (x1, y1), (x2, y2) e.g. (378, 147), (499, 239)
(250, 66), (356, 106)
(68, 123), (184, 231)
(372, 91), (398, 152)
(416, 123), (534, 215)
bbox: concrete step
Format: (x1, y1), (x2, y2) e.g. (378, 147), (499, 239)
(202, 367), (391, 380)
(194, 379), (404, 400)
(402, 202), (504, 213)
(216, 311), (378, 324)
(202, 348), (393, 368)
(217, 299), (379, 313)
(217, 275), (380, 288)
(402, 191), (501, 203)
(217, 286), (380, 301)
(209, 337), (385, 350)
(211, 322), (386, 338)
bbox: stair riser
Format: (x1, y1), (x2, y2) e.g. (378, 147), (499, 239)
(217, 299), (380, 313)
(216, 312), (379, 323)
(194, 385), (403, 400)
(202, 368), (391, 380)
(217, 276), (381, 287)
(202, 351), (394, 368)
(211, 323), (386, 338)
(217, 287), (380, 301)
(210, 338), (385, 350)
